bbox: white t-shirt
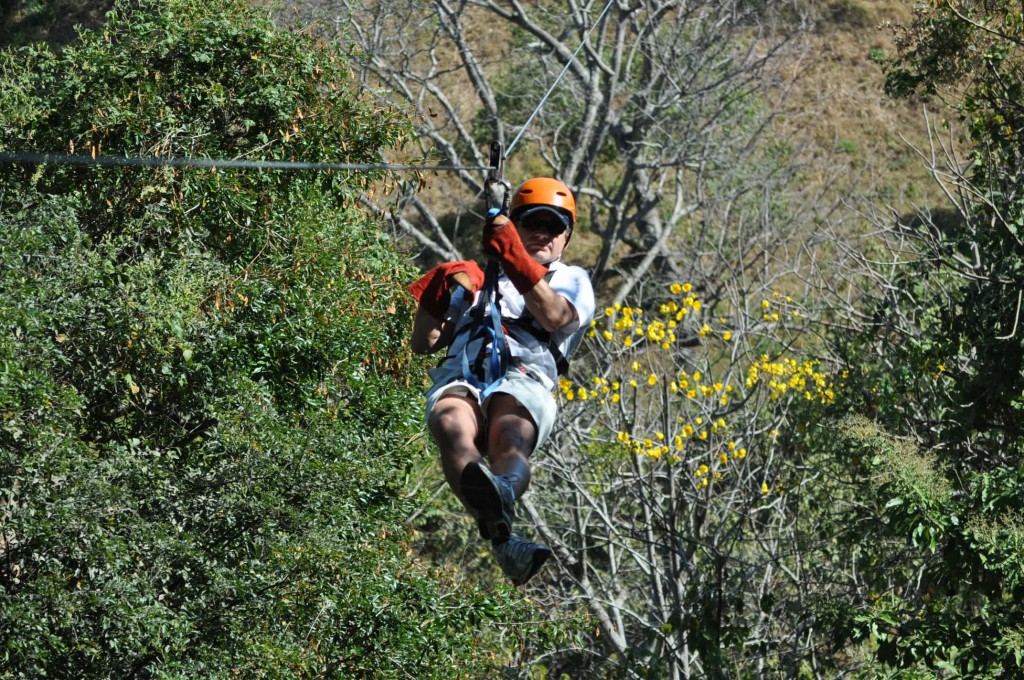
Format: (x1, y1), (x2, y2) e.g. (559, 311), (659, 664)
(429, 260), (596, 391)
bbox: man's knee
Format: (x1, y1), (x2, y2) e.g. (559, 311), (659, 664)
(491, 419), (536, 456)
(487, 395), (538, 456)
(428, 395), (481, 444)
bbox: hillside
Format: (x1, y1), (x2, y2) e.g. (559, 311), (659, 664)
(795, 0), (948, 210)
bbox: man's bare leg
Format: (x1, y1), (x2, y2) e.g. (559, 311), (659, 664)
(482, 394), (550, 584)
(485, 393), (538, 499)
(427, 393), (484, 508)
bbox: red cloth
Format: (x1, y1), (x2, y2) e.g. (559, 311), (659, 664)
(482, 216), (546, 294)
(408, 260), (485, 319)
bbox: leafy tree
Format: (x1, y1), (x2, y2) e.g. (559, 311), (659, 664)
(804, 2), (1024, 676)
(0, 1), (541, 676)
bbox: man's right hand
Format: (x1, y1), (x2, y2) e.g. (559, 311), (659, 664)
(407, 260), (485, 319)
(447, 270), (475, 294)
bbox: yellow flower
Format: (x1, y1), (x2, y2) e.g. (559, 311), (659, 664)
(623, 336), (633, 347)
(761, 299), (770, 309)
(682, 283), (692, 293)
(670, 283), (682, 294)
(629, 379), (638, 388)
(761, 482), (770, 494)
(647, 374), (658, 386)
(602, 330), (613, 341)
(612, 393), (621, 403)
(719, 454), (729, 465)
(631, 361), (640, 372)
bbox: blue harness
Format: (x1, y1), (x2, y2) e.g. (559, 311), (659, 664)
(456, 260), (510, 399)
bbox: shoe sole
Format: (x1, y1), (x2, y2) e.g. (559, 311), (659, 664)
(513, 545), (552, 586)
(460, 462), (511, 541)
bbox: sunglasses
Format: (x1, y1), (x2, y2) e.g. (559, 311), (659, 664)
(518, 213), (570, 236)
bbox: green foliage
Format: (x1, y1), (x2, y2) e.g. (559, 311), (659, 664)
(822, 418), (1024, 678)
(809, 6), (1024, 671)
(748, 5), (1024, 675)
(0, 1), (534, 676)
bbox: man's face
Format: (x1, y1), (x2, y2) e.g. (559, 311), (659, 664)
(515, 210), (571, 264)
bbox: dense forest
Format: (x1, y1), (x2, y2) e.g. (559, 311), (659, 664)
(2, 0), (1023, 678)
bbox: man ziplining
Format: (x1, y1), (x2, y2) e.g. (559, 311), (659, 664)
(408, 177), (595, 585)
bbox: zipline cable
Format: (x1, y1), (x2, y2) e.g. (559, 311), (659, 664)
(0, 150), (492, 173)
(503, 0), (617, 158)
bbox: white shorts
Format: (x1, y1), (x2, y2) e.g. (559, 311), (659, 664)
(425, 368), (557, 454)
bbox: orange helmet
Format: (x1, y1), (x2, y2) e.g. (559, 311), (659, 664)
(510, 177), (576, 230)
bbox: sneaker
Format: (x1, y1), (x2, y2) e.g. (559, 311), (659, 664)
(460, 460), (515, 541)
(491, 536), (552, 586)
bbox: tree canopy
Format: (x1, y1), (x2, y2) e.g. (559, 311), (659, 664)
(0, 0), (543, 676)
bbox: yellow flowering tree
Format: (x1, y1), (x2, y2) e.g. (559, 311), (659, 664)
(525, 281), (843, 676)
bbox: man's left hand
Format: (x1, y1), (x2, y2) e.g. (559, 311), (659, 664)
(482, 215), (547, 294)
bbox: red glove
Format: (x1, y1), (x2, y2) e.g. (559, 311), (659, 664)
(407, 261), (485, 319)
(482, 215), (547, 294)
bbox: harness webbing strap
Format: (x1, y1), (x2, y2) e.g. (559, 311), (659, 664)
(460, 260), (512, 397)
(500, 315), (570, 376)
